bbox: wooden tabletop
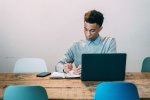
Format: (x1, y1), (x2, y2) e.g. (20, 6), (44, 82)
(0, 72), (150, 100)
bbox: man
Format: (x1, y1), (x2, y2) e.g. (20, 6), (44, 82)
(55, 10), (116, 75)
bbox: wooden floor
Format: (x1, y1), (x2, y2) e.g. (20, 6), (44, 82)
(0, 72), (150, 100)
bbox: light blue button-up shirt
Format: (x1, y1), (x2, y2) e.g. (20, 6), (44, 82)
(55, 36), (117, 72)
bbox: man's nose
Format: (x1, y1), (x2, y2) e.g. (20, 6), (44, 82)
(86, 31), (91, 36)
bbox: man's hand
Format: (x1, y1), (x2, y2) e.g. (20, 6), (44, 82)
(63, 63), (73, 73)
(73, 65), (81, 75)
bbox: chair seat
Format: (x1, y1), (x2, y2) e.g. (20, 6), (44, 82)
(94, 82), (140, 100)
(13, 58), (48, 73)
(141, 57), (150, 72)
(4, 86), (48, 100)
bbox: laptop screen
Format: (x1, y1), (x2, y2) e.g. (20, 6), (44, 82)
(81, 53), (127, 81)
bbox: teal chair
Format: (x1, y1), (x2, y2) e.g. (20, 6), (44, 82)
(4, 86), (48, 100)
(141, 57), (150, 72)
(94, 82), (139, 100)
(14, 58), (48, 73)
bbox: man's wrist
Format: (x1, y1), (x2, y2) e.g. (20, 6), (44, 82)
(63, 69), (67, 73)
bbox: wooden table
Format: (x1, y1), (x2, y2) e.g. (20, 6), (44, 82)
(0, 72), (150, 100)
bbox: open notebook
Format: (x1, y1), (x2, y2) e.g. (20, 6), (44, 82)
(50, 71), (80, 79)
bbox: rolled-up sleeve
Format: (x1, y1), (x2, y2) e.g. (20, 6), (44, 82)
(55, 44), (75, 72)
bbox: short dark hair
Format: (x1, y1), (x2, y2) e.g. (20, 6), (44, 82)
(84, 10), (104, 27)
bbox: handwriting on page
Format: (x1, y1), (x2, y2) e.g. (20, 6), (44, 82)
(50, 71), (80, 79)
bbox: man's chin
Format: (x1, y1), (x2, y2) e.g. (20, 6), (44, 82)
(86, 38), (91, 41)
(86, 38), (94, 41)
(86, 37), (92, 40)
(86, 37), (98, 41)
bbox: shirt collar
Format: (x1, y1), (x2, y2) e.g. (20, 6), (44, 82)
(86, 36), (101, 46)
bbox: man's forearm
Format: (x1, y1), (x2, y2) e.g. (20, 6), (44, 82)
(55, 63), (64, 72)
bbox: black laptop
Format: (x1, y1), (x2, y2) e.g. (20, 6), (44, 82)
(81, 53), (127, 81)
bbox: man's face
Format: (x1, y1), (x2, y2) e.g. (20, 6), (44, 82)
(84, 21), (102, 41)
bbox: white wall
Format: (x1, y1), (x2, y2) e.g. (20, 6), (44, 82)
(0, 0), (150, 72)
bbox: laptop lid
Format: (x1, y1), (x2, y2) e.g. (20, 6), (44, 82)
(81, 53), (127, 81)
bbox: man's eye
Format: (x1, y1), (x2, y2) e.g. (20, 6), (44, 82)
(90, 30), (95, 32)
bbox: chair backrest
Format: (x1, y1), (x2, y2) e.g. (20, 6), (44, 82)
(13, 58), (48, 73)
(4, 86), (48, 100)
(141, 57), (150, 72)
(94, 82), (139, 100)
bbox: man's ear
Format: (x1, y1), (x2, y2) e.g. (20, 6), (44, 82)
(100, 26), (103, 30)
(98, 26), (103, 32)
